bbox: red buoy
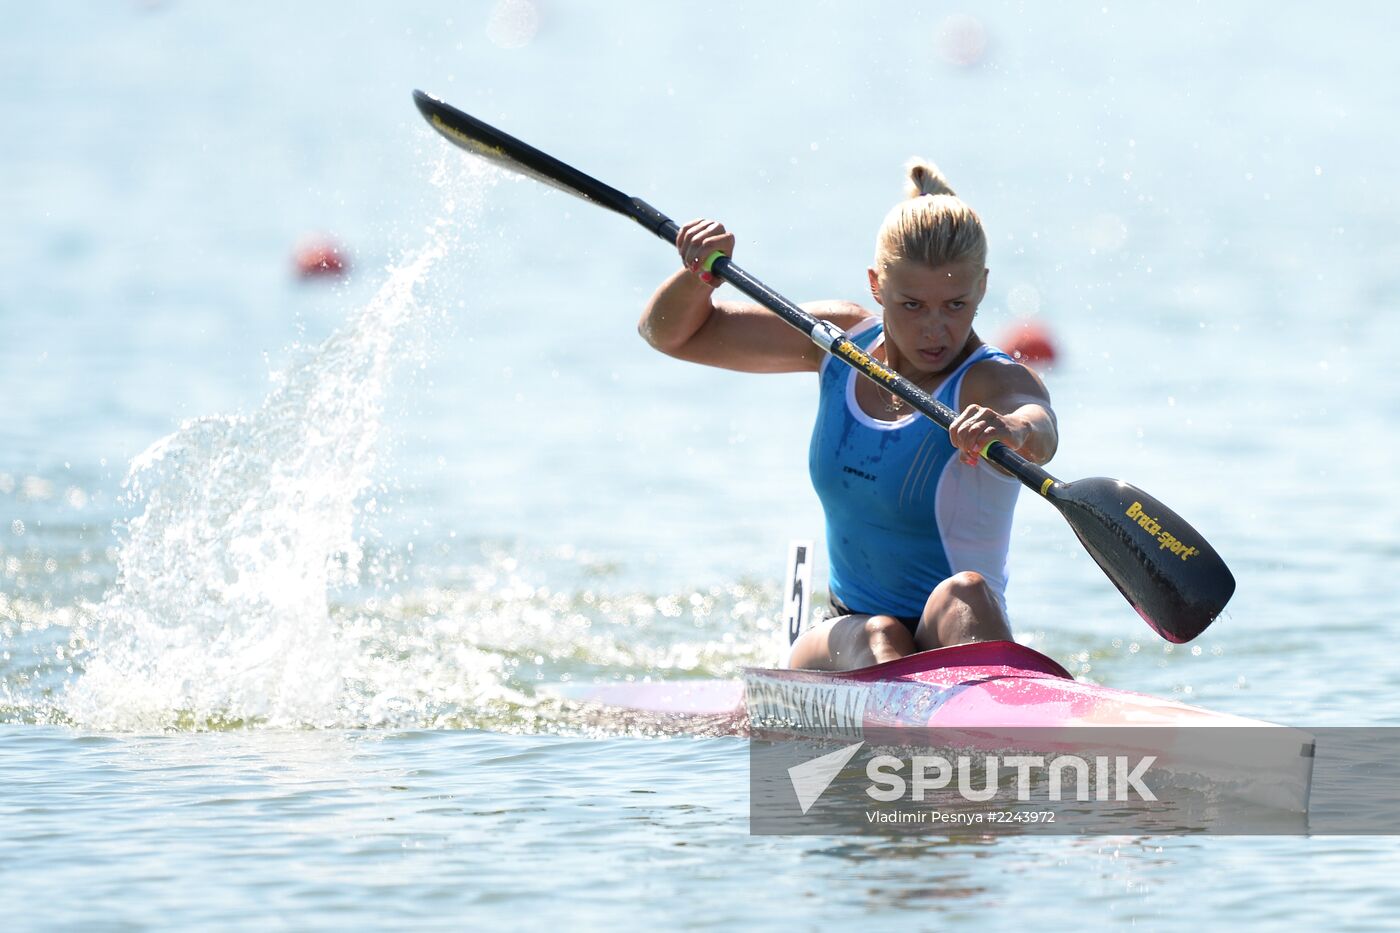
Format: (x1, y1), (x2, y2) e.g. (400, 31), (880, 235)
(293, 235), (348, 279)
(997, 319), (1058, 368)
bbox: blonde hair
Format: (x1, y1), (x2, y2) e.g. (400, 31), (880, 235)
(874, 158), (987, 271)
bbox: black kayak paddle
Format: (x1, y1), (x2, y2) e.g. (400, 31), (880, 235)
(411, 89), (1235, 643)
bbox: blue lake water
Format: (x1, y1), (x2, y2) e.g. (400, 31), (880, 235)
(3, 1), (1399, 928)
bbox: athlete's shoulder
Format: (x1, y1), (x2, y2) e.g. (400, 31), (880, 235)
(799, 300), (875, 331)
(961, 346), (1052, 407)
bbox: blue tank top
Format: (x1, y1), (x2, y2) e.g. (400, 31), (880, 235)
(808, 319), (1022, 618)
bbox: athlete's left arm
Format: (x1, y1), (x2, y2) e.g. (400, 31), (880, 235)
(948, 359), (1058, 467)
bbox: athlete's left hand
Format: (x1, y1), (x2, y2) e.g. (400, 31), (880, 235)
(948, 404), (1029, 467)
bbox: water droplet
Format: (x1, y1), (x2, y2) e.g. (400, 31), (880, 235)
(487, 0), (540, 49)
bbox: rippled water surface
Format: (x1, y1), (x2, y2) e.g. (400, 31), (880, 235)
(4, 2), (1399, 929)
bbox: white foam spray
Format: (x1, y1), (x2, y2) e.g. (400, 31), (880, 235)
(64, 162), (486, 730)
(59, 154), (780, 734)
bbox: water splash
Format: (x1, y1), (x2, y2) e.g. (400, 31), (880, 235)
(49, 155), (784, 733)
(65, 259), (426, 727)
(62, 161), (483, 731)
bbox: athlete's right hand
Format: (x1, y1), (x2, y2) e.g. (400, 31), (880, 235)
(677, 219), (735, 285)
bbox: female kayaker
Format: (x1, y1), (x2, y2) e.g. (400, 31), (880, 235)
(637, 160), (1057, 671)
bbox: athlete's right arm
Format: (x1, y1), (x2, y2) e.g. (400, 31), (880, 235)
(638, 219), (870, 374)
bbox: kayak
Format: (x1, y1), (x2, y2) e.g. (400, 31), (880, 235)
(556, 640), (1315, 812)
(561, 640), (1289, 730)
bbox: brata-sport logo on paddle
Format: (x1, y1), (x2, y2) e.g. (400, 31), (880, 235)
(1125, 500), (1200, 561)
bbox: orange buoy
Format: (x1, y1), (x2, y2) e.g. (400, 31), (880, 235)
(998, 319), (1058, 368)
(293, 235), (348, 279)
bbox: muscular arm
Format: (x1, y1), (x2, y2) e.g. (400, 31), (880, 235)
(638, 218), (870, 373)
(639, 271), (868, 373)
(950, 357), (1058, 466)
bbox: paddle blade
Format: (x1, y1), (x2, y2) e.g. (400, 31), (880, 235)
(1048, 478), (1234, 643)
(412, 89), (633, 216)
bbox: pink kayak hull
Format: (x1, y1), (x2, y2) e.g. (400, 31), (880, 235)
(559, 640), (1277, 732)
(557, 640), (1314, 811)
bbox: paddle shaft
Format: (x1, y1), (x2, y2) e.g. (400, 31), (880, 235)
(631, 209), (1059, 497)
(414, 89), (1054, 490)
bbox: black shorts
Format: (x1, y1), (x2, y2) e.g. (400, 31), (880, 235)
(828, 597), (921, 637)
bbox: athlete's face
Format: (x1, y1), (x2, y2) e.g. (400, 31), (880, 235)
(868, 259), (987, 375)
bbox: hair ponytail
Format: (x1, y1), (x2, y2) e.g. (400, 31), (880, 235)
(877, 158), (986, 271)
(904, 158), (957, 199)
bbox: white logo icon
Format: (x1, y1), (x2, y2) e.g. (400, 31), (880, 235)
(788, 742), (864, 814)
